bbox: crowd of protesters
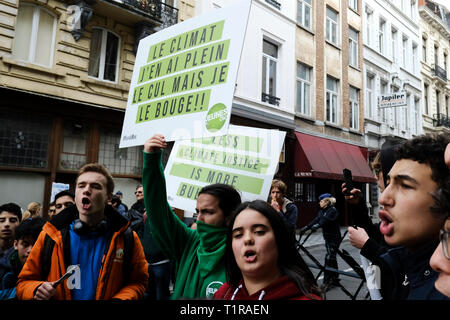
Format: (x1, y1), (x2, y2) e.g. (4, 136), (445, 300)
(0, 132), (448, 301)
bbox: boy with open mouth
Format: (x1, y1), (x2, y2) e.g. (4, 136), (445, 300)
(372, 133), (450, 300)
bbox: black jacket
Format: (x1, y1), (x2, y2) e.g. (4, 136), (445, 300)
(307, 205), (341, 243)
(128, 201), (145, 238)
(375, 241), (449, 300)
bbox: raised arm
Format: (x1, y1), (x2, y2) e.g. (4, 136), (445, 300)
(142, 135), (196, 262)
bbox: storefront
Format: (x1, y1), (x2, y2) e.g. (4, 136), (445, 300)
(293, 131), (377, 227)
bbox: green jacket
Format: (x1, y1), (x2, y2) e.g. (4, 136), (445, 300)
(143, 150), (227, 299)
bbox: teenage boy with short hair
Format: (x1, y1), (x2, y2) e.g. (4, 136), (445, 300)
(17, 163), (148, 300)
(54, 190), (75, 216)
(0, 217), (45, 299)
(0, 203), (21, 259)
(375, 133), (450, 300)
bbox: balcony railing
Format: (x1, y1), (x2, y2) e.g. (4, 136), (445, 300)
(434, 64), (447, 82)
(433, 113), (450, 128)
(121, 0), (178, 26)
(262, 93), (280, 106)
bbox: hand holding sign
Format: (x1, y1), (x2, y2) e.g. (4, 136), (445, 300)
(144, 134), (168, 153)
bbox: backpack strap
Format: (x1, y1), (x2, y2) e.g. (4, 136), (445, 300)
(122, 227), (135, 283)
(40, 234), (55, 280)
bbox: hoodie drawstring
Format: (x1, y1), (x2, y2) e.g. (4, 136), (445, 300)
(230, 284), (265, 300)
(231, 284), (242, 300)
(258, 290), (265, 300)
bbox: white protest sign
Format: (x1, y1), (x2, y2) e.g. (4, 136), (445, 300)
(50, 182), (70, 202)
(164, 125), (286, 212)
(120, 0), (251, 147)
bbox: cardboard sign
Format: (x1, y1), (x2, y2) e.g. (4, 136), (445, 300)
(379, 91), (407, 108)
(120, 0), (251, 147)
(164, 125), (286, 213)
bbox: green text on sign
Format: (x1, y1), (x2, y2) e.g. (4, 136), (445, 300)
(148, 20), (225, 62)
(176, 145), (270, 174)
(136, 90), (210, 123)
(132, 62), (229, 105)
(191, 135), (264, 153)
(176, 182), (203, 200)
(170, 163), (264, 195)
(138, 40), (230, 84)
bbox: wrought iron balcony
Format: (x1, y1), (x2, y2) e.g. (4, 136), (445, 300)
(434, 64), (447, 82)
(120, 0), (178, 27)
(433, 113), (450, 128)
(262, 93), (280, 106)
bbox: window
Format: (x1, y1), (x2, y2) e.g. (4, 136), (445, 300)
(0, 110), (51, 168)
(294, 182), (303, 202)
(424, 83), (429, 115)
(391, 85), (399, 127)
(434, 45), (439, 66)
(379, 18), (385, 54)
(88, 28), (120, 82)
(12, 3), (57, 67)
(436, 90), (441, 115)
(295, 183), (316, 202)
(412, 43), (417, 74)
(446, 95), (449, 117)
(349, 0), (357, 11)
(402, 36), (408, 68)
(349, 86), (359, 130)
(414, 98), (420, 134)
(98, 128), (142, 175)
(349, 28), (358, 67)
(297, 0), (312, 29)
(365, 7), (373, 46)
(404, 94), (409, 131)
(422, 37), (427, 62)
(381, 81), (388, 122)
(444, 53), (448, 73)
(261, 39), (279, 105)
(296, 63), (312, 116)
(366, 74), (374, 119)
(326, 7), (338, 45)
(391, 27), (397, 61)
(59, 121), (88, 171)
(410, 0), (416, 20)
(326, 76), (339, 124)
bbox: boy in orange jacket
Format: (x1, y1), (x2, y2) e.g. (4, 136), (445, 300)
(17, 163), (148, 300)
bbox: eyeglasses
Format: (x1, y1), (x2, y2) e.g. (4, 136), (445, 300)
(135, 191), (143, 195)
(49, 209), (56, 213)
(440, 229), (450, 260)
(55, 202), (74, 210)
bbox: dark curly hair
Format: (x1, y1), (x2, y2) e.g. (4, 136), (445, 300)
(395, 133), (450, 218)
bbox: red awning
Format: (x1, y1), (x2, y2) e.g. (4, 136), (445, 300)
(294, 132), (376, 183)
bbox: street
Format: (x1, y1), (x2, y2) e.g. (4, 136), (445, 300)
(299, 239), (371, 300)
